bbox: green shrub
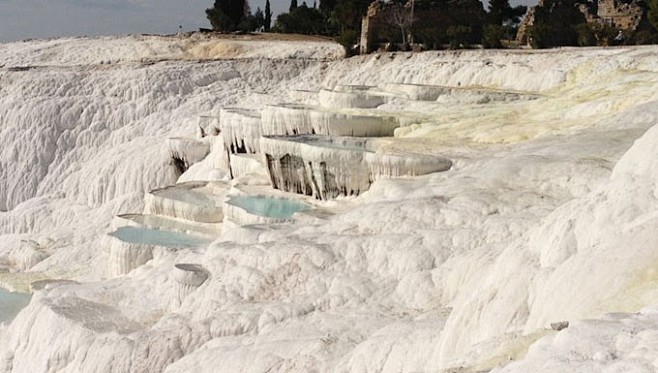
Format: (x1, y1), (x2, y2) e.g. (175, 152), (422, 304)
(482, 24), (504, 48)
(447, 25), (472, 49)
(336, 29), (359, 56)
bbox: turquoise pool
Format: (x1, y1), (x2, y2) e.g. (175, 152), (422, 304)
(227, 196), (309, 219)
(108, 226), (211, 248)
(0, 288), (31, 323)
(156, 188), (219, 206)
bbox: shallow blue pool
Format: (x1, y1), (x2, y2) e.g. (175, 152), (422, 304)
(0, 289), (31, 323)
(157, 189), (218, 206)
(228, 196), (309, 219)
(285, 135), (373, 153)
(108, 226), (211, 248)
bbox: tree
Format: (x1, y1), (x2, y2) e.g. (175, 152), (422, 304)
(486, 0), (526, 41)
(206, 0), (249, 31)
(528, 0), (586, 48)
(385, 3), (414, 45)
(333, 0), (371, 31)
(649, 0), (658, 32)
(320, 0), (337, 12)
(254, 7), (265, 29)
(336, 29), (359, 55)
(206, 6), (234, 31)
(488, 0), (510, 25)
(290, 0), (298, 12)
(237, 7), (265, 32)
(243, 0), (251, 18)
(265, 0), (272, 31)
(447, 25), (472, 49)
(274, 4), (326, 34)
(482, 24), (504, 48)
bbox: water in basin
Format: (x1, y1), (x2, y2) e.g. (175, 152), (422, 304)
(108, 226), (211, 248)
(158, 189), (219, 206)
(0, 288), (31, 323)
(283, 135), (373, 152)
(228, 196), (309, 219)
(309, 139), (371, 152)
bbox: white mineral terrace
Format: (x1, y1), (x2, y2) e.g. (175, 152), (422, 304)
(197, 115), (220, 137)
(166, 137), (211, 174)
(173, 263), (209, 307)
(219, 107), (262, 154)
(229, 153), (268, 179)
(380, 82), (541, 102)
(261, 135), (452, 199)
(113, 213), (222, 237)
(260, 103), (400, 137)
(105, 226), (211, 277)
(108, 180), (230, 277)
(2, 35), (658, 373)
(143, 181), (228, 224)
(317, 88), (387, 109)
(224, 195), (311, 225)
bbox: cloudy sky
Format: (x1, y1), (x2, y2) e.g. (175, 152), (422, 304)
(0, 0), (259, 42)
(0, 0), (536, 43)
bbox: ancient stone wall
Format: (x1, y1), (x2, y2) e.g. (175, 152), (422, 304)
(360, 1), (390, 54)
(517, 0), (646, 45)
(597, 0), (644, 30)
(360, 0), (486, 53)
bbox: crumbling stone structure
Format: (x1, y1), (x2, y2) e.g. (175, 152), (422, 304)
(595, 0), (644, 29)
(517, 0), (646, 45)
(516, 7), (537, 45)
(360, 2), (390, 54)
(359, 0), (486, 53)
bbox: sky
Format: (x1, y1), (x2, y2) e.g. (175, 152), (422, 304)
(0, 0), (537, 43)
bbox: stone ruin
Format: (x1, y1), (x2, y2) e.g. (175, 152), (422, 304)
(589, 0), (644, 30)
(359, 0), (486, 53)
(517, 0), (647, 45)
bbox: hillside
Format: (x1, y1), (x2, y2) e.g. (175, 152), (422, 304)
(1, 35), (658, 372)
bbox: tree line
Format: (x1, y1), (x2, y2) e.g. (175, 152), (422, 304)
(206, 0), (272, 32)
(206, 0), (658, 52)
(527, 0), (658, 48)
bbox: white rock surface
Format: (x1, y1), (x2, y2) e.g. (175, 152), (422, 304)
(166, 137), (211, 174)
(261, 104), (400, 137)
(229, 154), (268, 179)
(318, 89), (386, 109)
(173, 263), (209, 307)
(261, 135), (452, 199)
(220, 108), (262, 154)
(2, 36), (658, 373)
(143, 182), (227, 224)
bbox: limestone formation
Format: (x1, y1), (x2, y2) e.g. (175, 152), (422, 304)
(173, 263), (209, 306)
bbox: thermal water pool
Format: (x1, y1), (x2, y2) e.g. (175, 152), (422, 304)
(108, 226), (211, 248)
(0, 288), (31, 323)
(226, 196), (309, 219)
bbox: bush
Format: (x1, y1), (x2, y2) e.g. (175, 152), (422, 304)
(273, 5), (327, 35)
(649, 0), (658, 32)
(529, 0), (586, 48)
(447, 25), (472, 49)
(206, 8), (234, 32)
(336, 29), (359, 56)
(628, 29), (658, 45)
(575, 23), (595, 46)
(482, 24), (504, 48)
(414, 26), (445, 50)
(593, 23), (619, 46)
